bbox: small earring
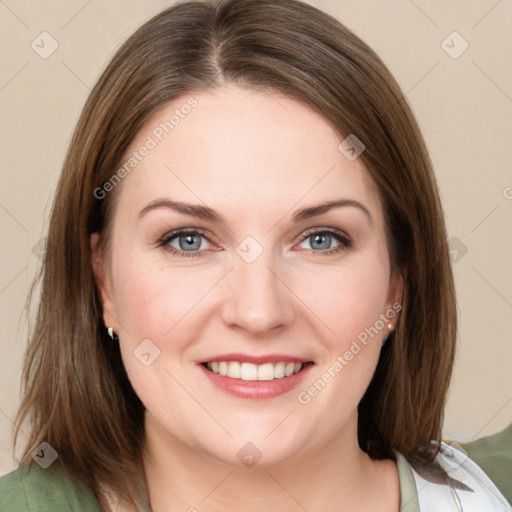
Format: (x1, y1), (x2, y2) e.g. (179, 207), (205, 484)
(382, 324), (394, 347)
(107, 327), (119, 342)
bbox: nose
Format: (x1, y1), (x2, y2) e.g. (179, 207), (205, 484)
(221, 245), (295, 337)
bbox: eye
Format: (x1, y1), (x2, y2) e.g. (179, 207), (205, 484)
(296, 229), (352, 255)
(158, 228), (216, 257)
(158, 227), (352, 258)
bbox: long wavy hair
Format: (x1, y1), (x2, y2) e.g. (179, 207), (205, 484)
(15, 0), (457, 509)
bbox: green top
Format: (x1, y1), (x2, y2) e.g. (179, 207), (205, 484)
(460, 422), (512, 502)
(1, 424), (511, 511)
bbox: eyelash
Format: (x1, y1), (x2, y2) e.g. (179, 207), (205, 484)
(157, 228), (352, 258)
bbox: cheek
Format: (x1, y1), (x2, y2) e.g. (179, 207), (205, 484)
(294, 268), (389, 422)
(113, 262), (207, 342)
(110, 257), (213, 408)
(298, 257), (390, 348)
(294, 254), (391, 404)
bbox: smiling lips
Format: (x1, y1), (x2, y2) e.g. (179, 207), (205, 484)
(199, 354), (314, 398)
(204, 361), (305, 381)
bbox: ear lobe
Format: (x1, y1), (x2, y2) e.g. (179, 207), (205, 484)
(90, 233), (118, 329)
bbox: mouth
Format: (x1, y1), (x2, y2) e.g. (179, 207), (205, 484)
(198, 357), (315, 399)
(201, 360), (313, 381)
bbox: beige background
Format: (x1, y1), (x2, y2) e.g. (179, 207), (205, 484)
(1, 0), (511, 476)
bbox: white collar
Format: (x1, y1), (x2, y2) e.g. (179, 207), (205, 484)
(405, 441), (511, 511)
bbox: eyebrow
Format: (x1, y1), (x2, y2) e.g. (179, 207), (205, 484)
(292, 199), (372, 225)
(138, 198), (373, 225)
(138, 199), (225, 223)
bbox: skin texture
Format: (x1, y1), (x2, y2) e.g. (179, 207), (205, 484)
(91, 85), (403, 511)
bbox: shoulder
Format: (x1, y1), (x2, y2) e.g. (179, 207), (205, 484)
(401, 431), (512, 512)
(0, 463), (101, 512)
(462, 423), (512, 505)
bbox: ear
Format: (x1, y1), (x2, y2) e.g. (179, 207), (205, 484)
(385, 265), (406, 324)
(90, 233), (119, 333)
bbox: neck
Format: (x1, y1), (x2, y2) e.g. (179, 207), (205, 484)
(142, 413), (400, 512)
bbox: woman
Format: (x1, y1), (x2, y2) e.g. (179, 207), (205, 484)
(1, 0), (510, 510)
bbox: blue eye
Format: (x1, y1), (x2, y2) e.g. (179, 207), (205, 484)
(159, 229), (213, 257)
(298, 230), (352, 255)
(158, 228), (352, 258)
(174, 233), (203, 251)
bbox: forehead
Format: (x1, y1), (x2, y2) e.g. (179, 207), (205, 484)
(117, 85), (382, 222)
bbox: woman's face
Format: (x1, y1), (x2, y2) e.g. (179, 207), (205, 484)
(92, 85), (403, 467)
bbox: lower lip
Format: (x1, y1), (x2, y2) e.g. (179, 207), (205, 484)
(199, 363), (314, 399)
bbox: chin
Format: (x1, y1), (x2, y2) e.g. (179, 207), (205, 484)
(195, 418), (310, 469)
(203, 438), (304, 469)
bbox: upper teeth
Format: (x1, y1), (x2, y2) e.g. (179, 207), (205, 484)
(206, 361), (303, 381)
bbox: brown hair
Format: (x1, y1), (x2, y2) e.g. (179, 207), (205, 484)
(15, 0), (457, 508)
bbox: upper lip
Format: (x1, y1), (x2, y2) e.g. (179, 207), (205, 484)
(199, 353), (313, 365)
